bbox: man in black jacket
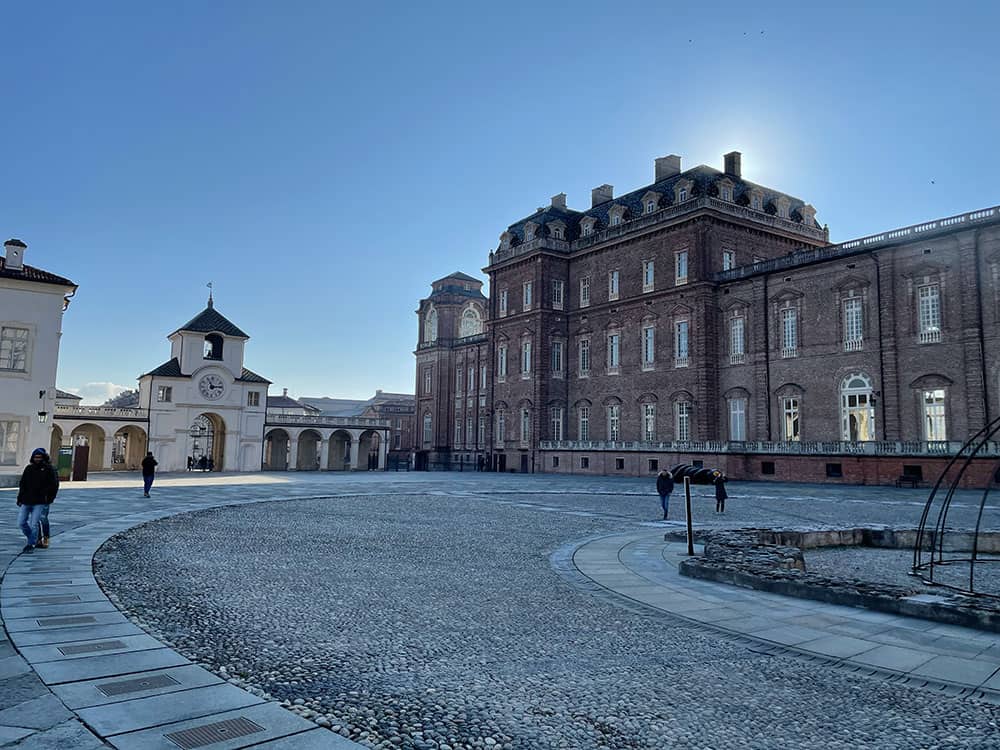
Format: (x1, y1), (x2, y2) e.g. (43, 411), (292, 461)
(656, 469), (675, 520)
(141, 452), (157, 497)
(17, 448), (59, 553)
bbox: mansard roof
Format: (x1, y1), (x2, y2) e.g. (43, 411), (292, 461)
(142, 358), (185, 378)
(171, 302), (249, 339)
(501, 164), (817, 245)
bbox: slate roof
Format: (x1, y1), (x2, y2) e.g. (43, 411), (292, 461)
(501, 164), (819, 245)
(444, 271), (479, 283)
(142, 358), (186, 378)
(266, 394), (318, 410)
(298, 397), (369, 417)
(0, 256), (76, 287)
(172, 303), (249, 339)
(55, 389), (82, 400)
(237, 367), (271, 384)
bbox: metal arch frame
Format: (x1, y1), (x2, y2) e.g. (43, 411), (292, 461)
(912, 414), (1000, 596)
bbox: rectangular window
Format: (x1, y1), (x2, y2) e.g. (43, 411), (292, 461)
(843, 297), (863, 350)
(394, 433), (401, 449)
(721, 186), (733, 202)
(456, 365), (463, 393)
(918, 284), (942, 343)
(608, 270), (620, 301)
(455, 418), (462, 445)
(608, 404), (620, 441)
(675, 251), (688, 285)
(552, 455), (560, 468)
(423, 414), (432, 445)
(478, 416), (486, 445)
(615, 457), (625, 470)
(781, 308), (798, 358)
(0, 420), (20, 465)
(523, 281), (533, 311)
(579, 407), (590, 441)
(761, 460), (775, 475)
(467, 417), (473, 445)
(643, 403), (656, 441)
(580, 277), (591, 308)
(0, 326), (29, 371)
(642, 326), (655, 368)
(499, 289), (508, 316)
(729, 398), (747, 441)
(782, 397), (800, 441)
(580, 456), (589, 468)
(479, 394), (486, 408)
(723, 250), (735, 271)
(579, 339), (591, 377)
(607, 333), (620, 372)
(648, 458), (659, 471)
(520, 408), (531, 444)
(923, 389), (947, 441)
(496, 411), (506, 445)
(521, 341), (532, 376)
(497, 346), (507, 380)
(752, 195), (762, 211)
(729, 318), (745, 364)
(552, 280), (564, 310)
(674, 320), (689, 367)
(468, 367), (475, 392)
(158, 386), (174, 403)
(480, 364), (487, 389)
(675, 402), (691, 442)
(247, 390), (260, 407)
(551, 407), (564, 441)
(551, 341), (564, 375)
(642, 260), (655, 292)
(423, 367), (432, 395)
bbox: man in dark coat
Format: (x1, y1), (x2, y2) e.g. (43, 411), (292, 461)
(17, 448), (59, 553)
(141, 451), (157, 497)
(714, 473), (728, 513)
(656, 469), (674, 520)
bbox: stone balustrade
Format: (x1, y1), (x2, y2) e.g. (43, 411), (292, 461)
(538, 439), (1000, 457)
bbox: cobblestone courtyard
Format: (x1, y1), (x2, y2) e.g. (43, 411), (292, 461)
(78, 473), (1000, 749)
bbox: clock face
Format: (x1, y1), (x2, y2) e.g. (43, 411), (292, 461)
(198, 374), (226, 401)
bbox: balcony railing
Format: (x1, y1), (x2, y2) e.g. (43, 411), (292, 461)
(264, 413), (390, 428)
(844, 337), (864, 352)
(55, 405), (148, 420)
(919, 328), (942, 344)
(729, 352), (746, 365)
(537, 439), (1000, 457)
(715, 204), (999, 283)
(675, 357), (689, 368)
(781, 347), (798, 359)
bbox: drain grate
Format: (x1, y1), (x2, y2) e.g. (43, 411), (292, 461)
(97, 673), (180, 697)
(164, 717), (265, 749)
(28, 580), (74, 586)
(58, 640), (127, 656)
(36, 615), (96, 627)
(29, 595), (81, 604)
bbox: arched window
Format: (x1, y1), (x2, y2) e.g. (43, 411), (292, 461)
(459, 307), (482, 337)
(204, 334), (223, 360)
(424, 308), (438, 343)
(841, 373), (875, 441)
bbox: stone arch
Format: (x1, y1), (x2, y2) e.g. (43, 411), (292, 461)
(358, 429), (380, 470)
(458, 304), (484, 337)
(70, 423), (106, 472)
(204, 333), (224, 361)
(49, 424), (63, 459)
(424, 306), (438, 343)
(112, 425), (147, 471)
(329, 429), (352, 471)
(264, 429), (290, 471)
(297, 429), (322, 471)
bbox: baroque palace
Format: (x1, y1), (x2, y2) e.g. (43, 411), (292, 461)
(414, 151), (1000, 485)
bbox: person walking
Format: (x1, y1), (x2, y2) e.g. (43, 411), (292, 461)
(141, 451), (158, 497)
(714, 473), (728, 513)
(17, 448), (59, 553)
(656, 469), (675, 520)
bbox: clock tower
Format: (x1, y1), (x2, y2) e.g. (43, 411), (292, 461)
(137, 296), (271, 472)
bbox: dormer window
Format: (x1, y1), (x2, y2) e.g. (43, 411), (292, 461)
(674, 179), (693, 204)
(204, 334), (223, 360)
(500, 231), (514, 250)
(608, 205), (627, 227)
(547, 220), (566, 240)
(552, 227), (562, 239)
(525, 227), (535, 240)
(749, 190), (763, 211)
(647, 201), (655, 213)
(776, 198), (790, 219)
(580, 217), (597, 237)
(610, 214), (621, 226)
(678, 188), (688, 202)
(642, 191), (660, 215)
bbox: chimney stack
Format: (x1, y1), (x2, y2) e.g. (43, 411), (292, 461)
(550, 193), (567, 209)
(723, 151), (742, 178)
(3, 239), (26, 271)
(282, 388), (288, 397)
(591, 184), (614, 207)
(655, 155), (682, 181)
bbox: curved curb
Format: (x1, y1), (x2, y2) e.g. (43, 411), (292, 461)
(551, 530), (1000, 705)
(1, 494), (364, 749)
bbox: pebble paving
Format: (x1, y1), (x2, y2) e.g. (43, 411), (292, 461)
(92, 481), (1000, 750)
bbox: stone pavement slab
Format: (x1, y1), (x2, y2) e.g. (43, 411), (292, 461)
(10, 620), (145, 647)
(4, 609), (129, 632)
(32, 646), (190, 684)
(51, 664), (225, 710)
(0, 693), (74, 730)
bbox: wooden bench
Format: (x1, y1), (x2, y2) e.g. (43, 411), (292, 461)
(895, 475), (922, 488)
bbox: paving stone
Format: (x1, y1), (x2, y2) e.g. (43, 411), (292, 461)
(3, 718), (106, 749)
(0, 724), (34, 744)
(910, 655), (1000, 686)
(51, 664), (224, 710)
(32, 647), (190, 685)
(797, 634), (879, 659)
(856, 645), (938, 673)
(0, 693), (73, 730)
(0, 672), (49, 711)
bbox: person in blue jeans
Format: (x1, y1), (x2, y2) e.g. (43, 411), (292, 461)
(17, 448), (59, 553)
(656, 469), (675, 520)
(141, 452), (158, 497)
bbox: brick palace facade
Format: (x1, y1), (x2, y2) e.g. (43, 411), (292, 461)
(414, 152), (1000, 485)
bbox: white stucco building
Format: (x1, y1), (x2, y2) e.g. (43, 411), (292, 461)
(0, 239), (77, 485)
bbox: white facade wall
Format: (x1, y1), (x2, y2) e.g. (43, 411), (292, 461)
(0, 277), (71, 483)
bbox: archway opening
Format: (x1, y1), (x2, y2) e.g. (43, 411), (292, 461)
(70, 423), (107, 472)
(49, 424), (63, 460)
(112, 425), (147, 471)
(359, 429), (380, 471)
(264, 429), (290, 471)
(190, 413), (225, 471)
(297, 430), (322, 471)
(841, 373), (875, 441)
(328, 430), (352, 471)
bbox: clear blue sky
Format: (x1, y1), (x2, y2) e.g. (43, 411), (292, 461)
(4, 1), (998, 403)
